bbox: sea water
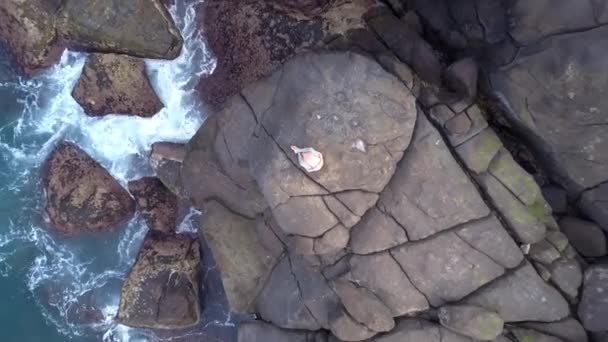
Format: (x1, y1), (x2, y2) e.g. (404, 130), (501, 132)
(0, 1), (241, 341)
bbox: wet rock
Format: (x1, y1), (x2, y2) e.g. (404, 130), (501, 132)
(466, 263), (570, 322)
(200, 201), (279, 313)
(197, 0), (371, 107)
(578, 264), (608, 331)
(128, 177), (177, 233)
(379, 114), (490, 241)
(520, 318), (589, 342)
(348, 252), (429, 317)
(332, 278), (394, 333)
(438, 305), (504, 341)
(42, 142), (135, 234)
(150, 142), (187, 197)
(72, 54), (163, 117)
(560, 217), (607, 257)
(117, 232), (200, 329)
(59, 0), (182, 59)
(392, 231), (504, 306)
(542, 185), (569, 215)
(238, 321), (327, 342)
(0, 0), (65, 75)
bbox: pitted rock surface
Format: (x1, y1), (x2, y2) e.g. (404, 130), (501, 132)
(117, 232), (201, 329)
(72, 53), (163, 117)
(42, 142), (135, 234)
(128, 177), (178, 233)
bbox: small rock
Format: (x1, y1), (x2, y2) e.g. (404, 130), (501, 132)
(560, 217), (607, 258)
(529, 240), (561, 265)
(72, 54), (163, 117)
(333, 279), (395, 333)
(456, 128), (503, 174)
(438, 305), (504, 341)
(350, 208), (408, 254)
(542, 185), (568, 215)
(578, 264), (608, 331)
(42, 142), (135, 234)
(329, 306), (377, 342)
(445, 57), (479, 100)
(549, 259), (583, 299)
(128, 177), (178, 233)
(117, 232), (200, 329)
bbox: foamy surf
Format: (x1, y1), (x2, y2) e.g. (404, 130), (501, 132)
(0, 0), (223, 340)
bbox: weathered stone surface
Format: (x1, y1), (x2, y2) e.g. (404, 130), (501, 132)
(201, 201), (278, 313)
(580, 184), (608, 231)
(521, 318), (589, 342)
(335, 191), (379, 217)
(477, 173), (546, 244)
(529, 240), (561, 265)
(348, 252), (429, 317)
(197, 0), (372, 107)
(542, 185), (568, 215)
(182, 102), (268, 218)
(42, 142), (135, 234)
(379, 114), (490, 240)
(273, 196), (339, 238)
(578, 264), (608, 331)
(456, 216), (524, 269)
(72, 54), (163, 117)
(488, 149), (544, 207)
(374, 319), (472, 342)
(560, 217), (607, 257)
(444, 57), (478, 100)
(150, 142), (187, 197)
(314, 224), (349, 262)
(455, 128), (502, 174)
(333, 279), (394, 333)
(329, 306), (377, 342)
(128, 177), (177, 233)
(466, 263), (570, 322)
(438, 305), (503, 341)
(59, 0), (182, 59)
(238, 321), (326, 342)
(323, 196), (360, 228)
(256, 256), (320, 330)
(549, 259), (583, 299)
(350, 208), (408, 254)
(512, 328), (565, 342)
(392, 231), (504, 306)
(117, 232), (200, 329)
(0, 0), (64, 75)
(490, 25), (608, 194)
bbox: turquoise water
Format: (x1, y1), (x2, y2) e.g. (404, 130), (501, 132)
(0, 1), (240, 341)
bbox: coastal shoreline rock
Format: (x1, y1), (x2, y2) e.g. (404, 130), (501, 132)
(42, 141), (135, 234)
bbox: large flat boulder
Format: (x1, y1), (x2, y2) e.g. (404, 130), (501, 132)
(58, 0), (183, 59)
(42, 142), (135, 234)
(117, 232), (201, 329)
(72, 53), (163, 117)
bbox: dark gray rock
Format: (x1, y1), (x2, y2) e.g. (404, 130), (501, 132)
(580, 185), (608, 232)
(348, 252), (429, 317)
(238, 321), (326, 342)
(511, 328), (565, 342)
(542, 186), (569, 215)
(465, 263), (570, 322)
(350, 208), (408, 254)
(332, 279), (394, 333)
(445, 57), (478, 100)
(379, 114), (490, 241)
(456, 215), (524, 269)
(520, 318), (589, 342)
(560, 216), (608, 257)
(578, 264), (608, 331)
(117, 232), (200, 329)
(392, 231), (504, 306)
(201, 201), (279, 313)
(549, 259), (583, 299)
(438, 305), (503, 341)
(374, 318), (472, 342)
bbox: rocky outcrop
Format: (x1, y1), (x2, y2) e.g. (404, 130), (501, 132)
(178, 50), (578, 341)
(72, 53), (163, 117)
(42, 142), (135, 234)
(117, 232), (201, 329)
(128, 177), (178, 233)
(196, 0), (373, 108)
(0, 0), (65, 75)
(0, 0), (182, 76)
(58, 0), (182, 60)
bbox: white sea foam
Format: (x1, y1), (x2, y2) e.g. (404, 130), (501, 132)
(0, 0), (216, 340)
